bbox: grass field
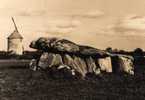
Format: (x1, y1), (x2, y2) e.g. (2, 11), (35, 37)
(0, 66), (144, 100)
(0, 60), (30, 68)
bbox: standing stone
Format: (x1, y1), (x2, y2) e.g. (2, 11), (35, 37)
(119, 55), (134, 75)
(111, 55), (134, 75)
(85, 57), (98, 73)
(38, 52), (50, 69)
(38, 52), (63, 69)
(73, 56), (88, 77)
(63, 54), (78, 70)
(55, 54), (63, 66)
(98, 57), (112, 73)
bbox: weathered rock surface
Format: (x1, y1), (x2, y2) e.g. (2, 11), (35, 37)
(79, 45), (109, 57)
(30, 37), (109, 57)
(30, 37), (134, 78)
(73, 56), (88, 77)
(118, 55), (134, 75)
(63, 54), (78, 70)
(52, 39), (80, 53)
(29, 59), (38, 71)
(38, 52), (63, 69)
(85, 57), (99, 73)
(30, 37), (80, 53)
(111, 55), (134, 75)
(57, 65), (76, 78)
(98, 57), (112, 73)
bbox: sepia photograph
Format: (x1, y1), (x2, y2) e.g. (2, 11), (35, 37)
(0, 0), (144, 100)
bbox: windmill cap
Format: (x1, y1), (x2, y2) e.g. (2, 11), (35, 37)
(8, 30), (23, 39)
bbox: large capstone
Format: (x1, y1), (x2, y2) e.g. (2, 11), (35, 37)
(52, 39), (80, 53)
(30, 37), (80, 53)
(30, 37), (109, 57)
(79, 45), (109, 57)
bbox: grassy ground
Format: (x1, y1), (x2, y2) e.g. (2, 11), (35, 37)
(0, 67), (144, 100)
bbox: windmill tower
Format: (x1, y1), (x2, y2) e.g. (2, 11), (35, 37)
(7, 17), (23, 55)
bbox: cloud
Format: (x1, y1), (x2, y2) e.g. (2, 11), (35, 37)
(45, 19), (81, 34)
(71, 10), (104, 19)
(95, 25), (116, 36)
(48, 26), (74, 34)
(55, 20), (81, 28)
(81, 10), (104, 18)
(18, 10), (46, 16)
(0, 7), (46, 17)
(114, 15), (145, 33)
(111, 15), (145, 37)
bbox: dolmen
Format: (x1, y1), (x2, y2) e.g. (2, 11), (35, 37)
(29, 37), (134, 78)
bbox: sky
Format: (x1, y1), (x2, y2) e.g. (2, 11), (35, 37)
(1, 0), (145, 51)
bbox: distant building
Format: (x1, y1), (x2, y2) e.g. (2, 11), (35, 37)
(7, 17), (23, 55)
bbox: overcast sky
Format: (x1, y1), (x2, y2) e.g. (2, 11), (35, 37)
(1, 0), (145, 50)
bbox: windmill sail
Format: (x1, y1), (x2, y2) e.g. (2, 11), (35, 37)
(12, 17), (18, 32)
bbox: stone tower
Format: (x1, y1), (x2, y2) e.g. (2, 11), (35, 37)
(7, 17), (23, 55)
